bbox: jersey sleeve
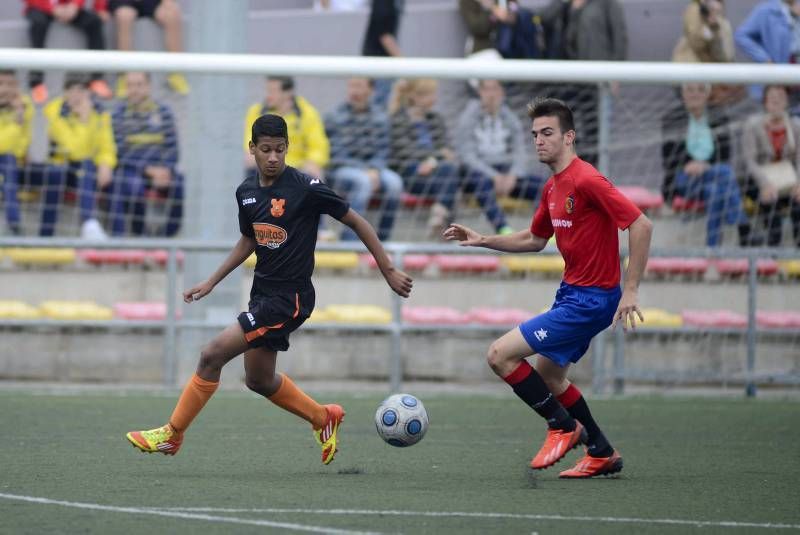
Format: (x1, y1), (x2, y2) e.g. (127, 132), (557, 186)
(582, 175), (642, 230)
(530, 180), (554, 239)
(236, 189), (255, 238)
(308, 178), (350, 220)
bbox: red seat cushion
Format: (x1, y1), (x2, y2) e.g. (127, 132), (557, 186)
(714, 259), (780, 276)
(617, 186), (664, 211)
(79, 249), (148, 265)
(402, 306), (470, 325)
(361, 253), (431, 271)
(646, 257), (710, 275)
(148, 250), (185, 266)
(434, 255), (500, 273)
(756, 311), (800, 328)
(114, 302), (181, 320)
(468, 307), (532, 325)
(672, 196), (705, 212)
(682, 309), (746, 328)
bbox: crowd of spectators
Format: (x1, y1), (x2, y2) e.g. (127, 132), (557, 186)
(1, 0), (799, 248)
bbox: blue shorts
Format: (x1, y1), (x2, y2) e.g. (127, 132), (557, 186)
(518, 282), (621, 367)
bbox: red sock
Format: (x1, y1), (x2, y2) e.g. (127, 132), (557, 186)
(557, 383), (581, 409)
(502, 360), (533, 385)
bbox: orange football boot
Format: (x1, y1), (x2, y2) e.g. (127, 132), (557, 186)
(530, 422), (586, 470)
(559, 449), (623, 478)
(313, 404), (345, 465)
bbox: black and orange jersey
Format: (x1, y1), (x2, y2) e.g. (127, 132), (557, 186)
(236, 166), (349, 292)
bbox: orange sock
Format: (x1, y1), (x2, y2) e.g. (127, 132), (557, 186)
(268, 373), (327, 428)
(168, 373), (219, 434)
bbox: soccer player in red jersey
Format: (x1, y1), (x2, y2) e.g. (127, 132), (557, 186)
(126, 114), (413, 465)
(444, 98), (653, 478)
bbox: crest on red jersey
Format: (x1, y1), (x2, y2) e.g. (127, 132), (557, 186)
(565, 194), (575, 214)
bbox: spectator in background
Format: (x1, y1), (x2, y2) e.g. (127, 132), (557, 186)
(742, 85), (800, 246)
(24, 0), (112, 104)
(110, 71), (183, 237)
(672, 0), (744, 106)
(109, 0), (189, 97)
(243, 76), (330, 180)
(661, 83), (753, 247)
(456, 79), (543, 234)
(0, 70), (34, 235)
(735, 0), (800, 104)
(362, 0), (403, 108)
(325, 78), (403, 241)
(388, 79), (460, 237)
(41, 73), (116, 239)
(459, 0), (518, 56)
(313, 0), (365, 11)
(539, 0), (628, 166)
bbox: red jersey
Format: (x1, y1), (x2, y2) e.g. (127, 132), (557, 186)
(530, 157), (641, 289)
(23, 0), (108, 15)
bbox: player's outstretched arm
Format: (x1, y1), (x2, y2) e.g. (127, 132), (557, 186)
(340, 209), (413, 298)
(184, 235), (257, 303)
(612, 213), (653, 331)
(443, 223), (548, 253)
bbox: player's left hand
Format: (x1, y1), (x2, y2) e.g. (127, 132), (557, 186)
(612, 289), (644, 332)
(382, 266), (413, 298)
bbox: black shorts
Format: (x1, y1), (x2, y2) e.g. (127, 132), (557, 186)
(109, 0), (162, 18)
(237, 286), (315, 352)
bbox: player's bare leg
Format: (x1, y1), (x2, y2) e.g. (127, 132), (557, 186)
(487, 328), (584, 469)
(245, 349), (344, 465)
(126, 324), (249, 455)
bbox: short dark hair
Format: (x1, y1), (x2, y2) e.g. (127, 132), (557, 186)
(267, 76), (294, 92)
(251, 113), (288, 143)
(63, 72), (90, 90)
(527, 97), (575, 134)
(763, 84), (788, 104)
(0, 69), (16, 77)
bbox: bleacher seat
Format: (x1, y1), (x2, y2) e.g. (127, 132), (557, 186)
(148, 250), (185, 267)
(646, 257), (710, 276)
(671, 196), (705, 213)
(361, 253), (431, 271)
(244, 253), (257, 268)
(79, 249), (148, 266)
(114, 302), (179, 321)
(714, 259), (780, 277)
(468, 307), (531, 326)
(617, 186), (664, 212)
(681, 309), (747, 328)
(402, 306), (470, 325)
(780, 260), (800, 278)
(305, 308), (332, 323)
(639, 307), (683, 328)
(325, 304), (392, 324)
(0, 300), (42, 319)
(434, 255), (501, 273)
(756, 311), (800, 329)
(6, 248), (76, 266)
(314, 251), (360, 270)
(503, 255), (565, 275)
(39, 300), (114, 320)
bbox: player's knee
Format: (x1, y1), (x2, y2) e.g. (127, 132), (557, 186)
(198, 343), (225, 372)
(486, 341), (508, 374)
(114, 6), (137, 24)
(244, 376), (272, 396)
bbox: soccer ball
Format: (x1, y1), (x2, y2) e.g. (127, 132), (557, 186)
(374, 393), (429, 447)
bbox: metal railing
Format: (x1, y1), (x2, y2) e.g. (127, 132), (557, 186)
(0, 236), (798, 396)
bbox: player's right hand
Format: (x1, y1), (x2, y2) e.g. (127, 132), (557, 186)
(183, 280), (214, 303)
(443, 223), (483, 247)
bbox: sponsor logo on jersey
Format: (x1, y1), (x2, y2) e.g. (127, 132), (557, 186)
(270, 198), (286, 217)
(534, 328), (548, 341)
(565, 194), (575, 214)
(552, 218), (573, 228)
(252, 223), (288, 249)
(242, 197), (256, 206)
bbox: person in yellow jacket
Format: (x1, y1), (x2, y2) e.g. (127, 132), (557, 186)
(243, 76), (330, 179)
(0, 70), (33, 235)
(41, 73), (117, 239)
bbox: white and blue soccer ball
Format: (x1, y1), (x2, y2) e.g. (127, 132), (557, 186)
(374, 393), (429, 447)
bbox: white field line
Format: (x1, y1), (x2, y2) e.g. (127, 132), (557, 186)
(0, 493), (380, 535)
(158, 506), (800, 531)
